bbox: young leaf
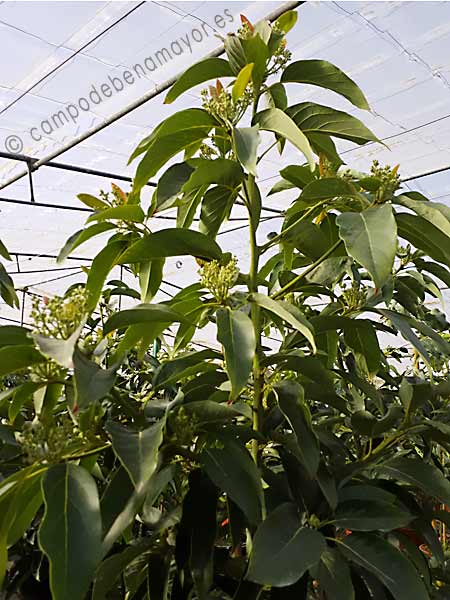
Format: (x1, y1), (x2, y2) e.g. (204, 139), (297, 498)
(77, 193), (109, 210)
(337, 204), (397, 289)
(339, 533), (428, 600)
(282, 60), (370, 110)
(118, 229), (222, 263)
(164, 57), (234, 104)
(246, 502), (326, 586)
(106, 419), (165, 490)
(232, 126), (260, 176)
(87, 205), (144, 224)
(254, 108), (315, 169)
(216, 308), (255, 401)
(232, 63), (254, 102)
(39, 464), (103, 600)
(274, 9), (298, 33)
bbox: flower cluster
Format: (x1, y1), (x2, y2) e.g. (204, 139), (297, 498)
(20, 417), (82, 464)
(200, 257), (239, 303)
(370, 160), (401, 203)
(30, 286), (87, 340)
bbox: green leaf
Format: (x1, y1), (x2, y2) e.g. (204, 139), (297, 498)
(335, 500), (412, 531)
(183, 157), (244, 193)
(344, 321), (381, 374)
(153, 349), (219, 389)
(396, 212), (450, 266)
(300, 177), (360, 203)
(312, 547), (355, 600)
(414, 259), (450, 288)
(0, 238), (11, 261)
(339, 533), (428, 600)
(106, 419), (164, 490)
(87, 241), (125, 311)
(153, 162), (195, 213)
(280, 165), (315, 189)
(39, 464), (103, 600)
(250, 293), (316, 352)
(6, 473), (43, 547)
(119, 229), (222, 263)
(375, 309), (431, 366)
(100, 467), (134, 536)
(0, 325), (32, 347)
(202, 439), (263, 526)
(337, 204), (396, 289)
(0, 345), (45, 377)
(0, 264), (18, 308)
(103, 303), (188, 334)
(288, 102), (379, 145)
(57, 222), (116, 263)
(232, 63), (254, 102)
(77, 193), (109, 210)
(216, 308), (255, 402)
(373, 456), (450, 505)
(254, 107), (315, 170)
(139, 258), (164, 302)
(199, 186), (236, 238)
(265, 82), (288, 111)
(130, 108), (216, 163)
(87, 205), (144, 224)
(233, 126), (260, 176)
(164, 57), (233, 103)
(395, 194), (450, 238)
(275, 381), (319, 477)
(73, 349), (117, 409)
(92, 537), (154, 600)
(246, 502), (325, 586)
(282, 60), (369, 110)
(275, 9), (298, 33)
(181, 470), (218, 600)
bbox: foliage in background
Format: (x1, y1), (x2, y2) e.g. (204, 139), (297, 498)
(2, 9), (450, 600)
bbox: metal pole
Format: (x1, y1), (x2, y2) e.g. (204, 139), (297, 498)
(0, 1), (304, 192)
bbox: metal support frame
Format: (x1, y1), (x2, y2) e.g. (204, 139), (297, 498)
(0, 1), (303, 193)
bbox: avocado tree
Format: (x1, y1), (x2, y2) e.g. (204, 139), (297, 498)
(2, 9), (450, 599)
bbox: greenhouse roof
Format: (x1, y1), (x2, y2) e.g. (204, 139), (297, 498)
(1, 0), (450, 346)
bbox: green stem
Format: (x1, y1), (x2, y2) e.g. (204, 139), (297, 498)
(272, 239), (343, 299)
(247, 178), (263, 463)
